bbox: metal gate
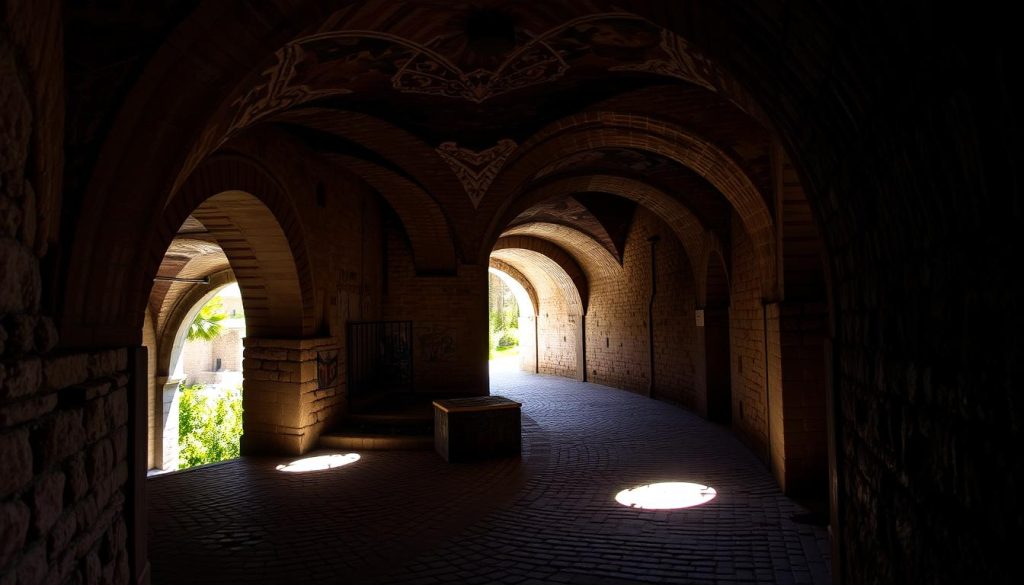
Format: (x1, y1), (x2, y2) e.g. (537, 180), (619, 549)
(347, 321), (413, 405)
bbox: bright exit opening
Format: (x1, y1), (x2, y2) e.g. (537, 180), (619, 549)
(488, 270), (522, 364)
(175, 282), (245, 470)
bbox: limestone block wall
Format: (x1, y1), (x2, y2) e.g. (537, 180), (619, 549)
(1, 349), (132, 584)
(241, 337), (340, 455)
(2, 7), (138, 583)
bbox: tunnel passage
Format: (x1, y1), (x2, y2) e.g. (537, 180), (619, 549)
(8, 4), (1013, 585)
(488, 139), (830, 504)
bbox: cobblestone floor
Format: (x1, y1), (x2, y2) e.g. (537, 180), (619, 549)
(148, 367), (831, 584)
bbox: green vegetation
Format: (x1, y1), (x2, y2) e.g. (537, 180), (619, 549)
(496, 344), (519, 358)
(178, 383), (243, 468)
(497, 330), (518, 348)
(488, 274), (520, 360)
(186, 296), (228, 342)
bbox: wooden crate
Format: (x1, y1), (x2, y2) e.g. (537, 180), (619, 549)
(433, 396), (522, 462)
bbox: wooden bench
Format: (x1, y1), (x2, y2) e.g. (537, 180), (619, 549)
(432, 396), (522, 462)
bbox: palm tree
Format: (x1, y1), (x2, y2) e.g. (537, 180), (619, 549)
(186, 296), (227, 341)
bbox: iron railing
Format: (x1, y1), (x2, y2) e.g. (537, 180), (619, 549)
(346, 321), (413, 405)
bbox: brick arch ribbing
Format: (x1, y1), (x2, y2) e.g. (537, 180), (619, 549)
(502, 222), (621, 281)
(155, 268), (236, 379)
(492, 175), (712, 292)
(271, 108), (466, 210)
(325, 153), (458, 274)
(488, 258), (540, 316)
(489, 249), (584, 321)
(153, 251), (232, 343)
(482, 113), (777, 298)
(491, 236), (587, 316)
(159, 155), (316, 339)
(63, 4), (767, 347)
(61, 153), (318, 344)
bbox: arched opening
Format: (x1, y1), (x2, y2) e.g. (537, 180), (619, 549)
(143, 232), (237, 472)
(142, 185), (316, 468)
(488, 266), (536, 374)
(30, 3), (1011, 584)
(149, 280), (244, 473)
(490, 247), (586, 381)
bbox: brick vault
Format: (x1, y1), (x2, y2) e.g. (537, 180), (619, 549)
(0, 2), (1020, 584)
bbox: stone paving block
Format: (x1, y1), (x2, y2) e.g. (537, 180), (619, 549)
(147, 368), (830, 585)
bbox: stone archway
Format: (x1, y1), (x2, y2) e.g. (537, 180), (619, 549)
(490, 244), (587, 382)
(148, 277), (239, 472)
(489, 261), (540, 374)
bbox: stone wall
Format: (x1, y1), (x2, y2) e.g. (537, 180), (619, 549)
(241, 337), (340, 455)
(586, 209), (699, 401)
(2, 5), (139, 583)
(536, 300), (579, 380)
(157, 129), (388, 453)
(381, 223), (488, 397)
(142, 312), (157, 471)
(180, 329), (243, 383)
(517, 313), (537, 374)
(728, 213), (774, 459)
(649, 213), (700, 409)
(775, 301), (828, 498)
(2, 349), (133, 584)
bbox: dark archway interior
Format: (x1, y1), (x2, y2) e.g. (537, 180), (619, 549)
(0, 3), (1019, 585)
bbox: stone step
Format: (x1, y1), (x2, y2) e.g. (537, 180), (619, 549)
(320, 394), (437, 450)
(318, 432), (433, 451)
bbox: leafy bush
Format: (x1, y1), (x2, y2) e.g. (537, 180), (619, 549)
(497, 330), (518, 348)
(178, 383), (243, 468)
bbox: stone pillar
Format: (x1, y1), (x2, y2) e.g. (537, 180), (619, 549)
(774, 300), (829, 498)
(152, 376), (182, 471)
(241, 337), (341, 455)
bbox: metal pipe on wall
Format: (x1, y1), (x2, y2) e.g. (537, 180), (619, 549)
(647, 235), (660, 397)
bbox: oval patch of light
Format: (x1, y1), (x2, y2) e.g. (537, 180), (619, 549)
(615, 482), (717, 509)
(276, 453), (360, 473)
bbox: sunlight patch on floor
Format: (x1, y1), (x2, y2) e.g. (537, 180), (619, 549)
(276, 453), (360, 473)
(615, 482), (717, 509)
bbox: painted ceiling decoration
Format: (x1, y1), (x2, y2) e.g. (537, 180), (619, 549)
(179, 11), (724, 196)
(225, 13), (715, 140)
(391, 34), (569, 103)
(609, 30), (716, 90)
(437, 139), (518, 208)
